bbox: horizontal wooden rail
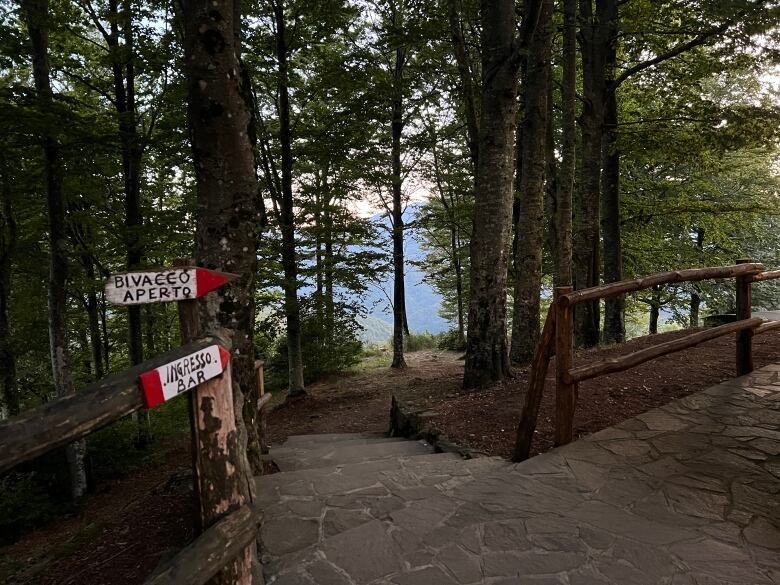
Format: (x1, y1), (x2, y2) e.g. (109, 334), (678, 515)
(755, 319), (780, 335)
(144, 505), (260, 585)
(257, 392), (272, 410)
(751, 269), (780, 282)
(560, 263), (764, 306)
(568, 317), (763, 383)
(0, 335), (227, 475)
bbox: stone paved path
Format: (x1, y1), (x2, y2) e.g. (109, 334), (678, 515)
(256, 366), (780, 585)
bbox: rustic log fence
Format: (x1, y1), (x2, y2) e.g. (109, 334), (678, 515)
(0, 334), (266, 584)
(513, 260), (780, 461)
(1, 261), (275, 585)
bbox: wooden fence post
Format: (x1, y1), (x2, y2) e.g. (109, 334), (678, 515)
(554, 286), (576, 446)
(192, 354), (255, 584)
(512, 304), (557, 462)
(736, 258), (754, 376)
(255, 360), (268, 455)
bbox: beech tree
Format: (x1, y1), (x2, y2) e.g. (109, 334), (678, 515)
(22, 0), (87, 499)
(463, 0), (542, 388)
(182, 0), (260, 532)
(510, 0), (553, 365)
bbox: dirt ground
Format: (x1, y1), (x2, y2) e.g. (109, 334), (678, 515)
(4, 328), (780, 584)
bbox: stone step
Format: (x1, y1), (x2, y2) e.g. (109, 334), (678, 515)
(268, 439), (437, 472)
(257, 455), (509, 575)
(281, 434), (407, 451)
(281, 432), (400, 448)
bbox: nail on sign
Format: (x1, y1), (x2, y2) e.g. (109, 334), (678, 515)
(139, 345), (231, 408)
(105, 267), (237, 306)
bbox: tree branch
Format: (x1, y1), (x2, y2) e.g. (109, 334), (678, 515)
(610, 1), (769, 89)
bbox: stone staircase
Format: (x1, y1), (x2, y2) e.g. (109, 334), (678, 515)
(255, 369), (780, 585)
(256, 433), (509, 584)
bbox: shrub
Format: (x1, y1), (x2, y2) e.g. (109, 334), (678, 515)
(268, 298), (364, 385)
(437, 328), (467, 351)
(404, 331), (439, 352)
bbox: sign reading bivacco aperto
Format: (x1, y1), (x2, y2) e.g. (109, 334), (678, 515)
(105, 267), (237, 305)
(105, 264), (238, 409)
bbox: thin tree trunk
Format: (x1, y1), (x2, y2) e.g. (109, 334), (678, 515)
(690, 290), (701, 328)
(510, 0), (553, 365)
(314, 187), (324, 315)
(391, 43), (408, 369)
(556, 0), (576, 287)
(431, 128), (466, 344)
(690, 227), (705, 327)
(182, 0), (260, 551)
(573, 0), (614, 347)
(23, 0), (87, 499)
(464, 0), (532, 388)
(104, 0), (149, 443)
(273, 0), (306, 395)
(324, 199), (335, 337)
(0, 156), (18, 417)
(544, 70), (558, 264)
(600, 0), (623, 345)
(649, 287), (661, 334)
(100, 291), (110, 371)
(447, 0), (479, 171)
(84, 256), (104, 380)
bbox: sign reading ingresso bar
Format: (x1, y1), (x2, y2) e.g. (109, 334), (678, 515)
(139, 344), (231, 408)
(105, 267), (237, 306)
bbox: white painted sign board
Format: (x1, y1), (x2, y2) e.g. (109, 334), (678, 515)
(105, 267), (237, 306)
(139, 344), (230, 408)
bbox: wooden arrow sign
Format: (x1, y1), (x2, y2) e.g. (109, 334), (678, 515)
(105, 267), (238, 306)
(139, 344), (231, 408)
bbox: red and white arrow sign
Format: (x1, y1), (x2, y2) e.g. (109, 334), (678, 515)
(105, 267), (237, 306)
(139, 345), (231, 408)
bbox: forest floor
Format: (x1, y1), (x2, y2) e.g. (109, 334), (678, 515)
(3, 327), (780, 584)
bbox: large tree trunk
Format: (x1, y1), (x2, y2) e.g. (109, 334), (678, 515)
(273, 0), (306, 396)
(573, 0), (615, 347)
(463, 0), (530, 388)
(23, 0), (87, 499)
(182, 0), (260, 549)
(510, 0), (553, 365)
(0, 156), (17, 417)
(555, 0), (576, 287)
(600, 1), (623, 345)
(391, 45), (408, 369)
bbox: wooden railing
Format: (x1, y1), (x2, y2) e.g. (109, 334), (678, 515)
(0, 336), (224, 474)
(0, 334), (267, 585)
(513, 260), (780, 461)
(144, 505), (261, 585)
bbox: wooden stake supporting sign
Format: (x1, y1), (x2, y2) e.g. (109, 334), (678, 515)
(139, 345), (231, 408)
(105, 267), (237, 306)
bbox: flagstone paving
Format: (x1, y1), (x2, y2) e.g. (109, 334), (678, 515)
(256, 366), (780, 584)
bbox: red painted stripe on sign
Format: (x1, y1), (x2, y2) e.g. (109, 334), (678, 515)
(195, 268), (235, 298)
(219, 346), (231, 370)
(139, 370), (165, 408)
